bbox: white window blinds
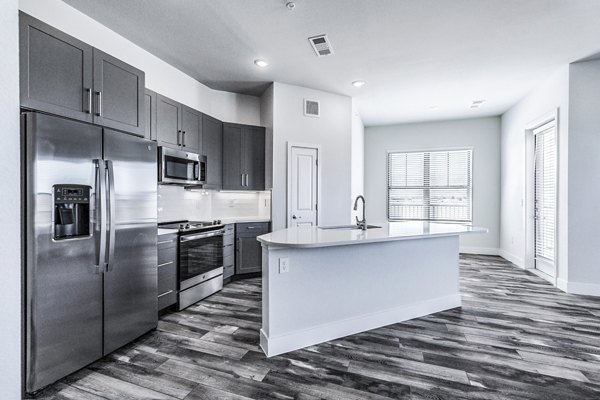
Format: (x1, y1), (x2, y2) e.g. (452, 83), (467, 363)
(534, 122), (557, 262)
(387, 149), (473, 222)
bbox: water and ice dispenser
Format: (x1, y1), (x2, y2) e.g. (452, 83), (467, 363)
(53, 184), (91, 239)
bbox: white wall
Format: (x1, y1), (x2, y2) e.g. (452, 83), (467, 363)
(351, 99), (365, 212)
(0, 1), (22, 398)
(500, 66), (569, 279)
(567, 59), (600, 294)
(19, 0), (261, 125)
(271, 82), (353, 231)
(364, 117), (501, 253)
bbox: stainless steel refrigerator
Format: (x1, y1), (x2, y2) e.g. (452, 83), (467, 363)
(23, 112), (158, 393)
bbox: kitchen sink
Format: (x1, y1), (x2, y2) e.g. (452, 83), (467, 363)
(318, 224), (382, 230)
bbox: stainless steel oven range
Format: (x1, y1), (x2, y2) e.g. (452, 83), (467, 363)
(159, 220), (225, 310)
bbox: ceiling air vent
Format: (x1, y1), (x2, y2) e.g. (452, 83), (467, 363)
(308, 35), (334, 57)
(304, 99), (320, 118)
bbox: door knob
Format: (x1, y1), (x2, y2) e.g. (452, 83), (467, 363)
(292, 215), (297, 219)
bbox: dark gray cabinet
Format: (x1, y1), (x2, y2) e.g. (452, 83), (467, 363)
(158, 233), (178, 311)
(235, 222), (270, 275)
(144, 89), (157, 141)
(223, 224), (235, 280)
(156, 95), (200, 152)
(93, 49), (145, 136)
(222, 123), (266, 191)
(19, 12), (145, 136)
(203, 114), (223, 190)
(19, 12), (93, 124)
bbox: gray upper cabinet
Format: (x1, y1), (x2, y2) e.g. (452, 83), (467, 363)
(156, 94), (181, 148)
(202, 114), (223, 190)
(222, 123), (244, 190)
(156, 95), (201, 153)
(19, 12), (145, 136)
(222, 123), (266, 191)
(93, 49), (145, 137)
(181, 106), (201, 153)
(19, 12), (94, 123)
(244, 126), (266, 190)
(144, 89), (157, 141)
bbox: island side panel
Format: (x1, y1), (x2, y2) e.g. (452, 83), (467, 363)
(260, 235), (461, 357)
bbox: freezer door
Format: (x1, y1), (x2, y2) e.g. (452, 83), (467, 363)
(103, 129), (158, 354)
(24, 113), (104, 393)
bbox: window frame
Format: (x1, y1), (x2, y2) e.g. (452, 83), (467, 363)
(386, 147), (474, 224)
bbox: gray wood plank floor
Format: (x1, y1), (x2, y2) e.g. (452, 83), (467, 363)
(28, 255), (600, 399)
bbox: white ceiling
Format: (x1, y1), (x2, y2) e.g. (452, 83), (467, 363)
(63, 0), (600, 126)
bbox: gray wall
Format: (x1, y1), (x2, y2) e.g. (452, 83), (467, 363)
(0, 1), (22, 397)
(364, 117), (501, 253)
(568, 59), (600, 290)
(271, 82), (353, 231)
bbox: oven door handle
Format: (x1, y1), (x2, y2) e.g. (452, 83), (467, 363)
(180, 229), (225, 242)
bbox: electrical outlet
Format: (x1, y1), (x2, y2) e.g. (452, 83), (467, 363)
(279, 257), (290, 274)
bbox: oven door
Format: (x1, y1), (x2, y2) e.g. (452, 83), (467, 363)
(159, 147), (205, 185)
(179, 228), (224, 290)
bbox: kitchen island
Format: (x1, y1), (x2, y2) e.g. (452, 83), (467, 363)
(257, 222), (486, 357)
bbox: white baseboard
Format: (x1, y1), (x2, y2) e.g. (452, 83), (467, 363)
(498, 249), (525, 268)
(556, 278), (568, 292)
(460, 246), (499, 256)
(260, 293), (461, 357)
(560, 280), (600, 297)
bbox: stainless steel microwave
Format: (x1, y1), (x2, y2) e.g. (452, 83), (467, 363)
(158, 147), (206, 185)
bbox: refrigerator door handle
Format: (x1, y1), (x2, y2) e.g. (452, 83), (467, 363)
(106, 160), (116, 271)
(95, 159), (107, 273)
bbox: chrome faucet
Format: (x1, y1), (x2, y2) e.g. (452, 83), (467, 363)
(353, 195), (367, 230)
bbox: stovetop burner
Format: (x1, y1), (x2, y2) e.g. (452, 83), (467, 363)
(159, 220), (224, 234)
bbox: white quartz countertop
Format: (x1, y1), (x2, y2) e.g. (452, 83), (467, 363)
(219, 217), (271, 224)
(158, 228), (178, 236)
(257, 221), (487, 248)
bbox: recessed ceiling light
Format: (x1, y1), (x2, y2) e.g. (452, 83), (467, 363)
(254, 59), (269, 68)
(352, 80), (366, 88)
(285, 1), (296, 10)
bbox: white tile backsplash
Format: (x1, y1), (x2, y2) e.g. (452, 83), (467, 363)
(158, 185), (271, 222)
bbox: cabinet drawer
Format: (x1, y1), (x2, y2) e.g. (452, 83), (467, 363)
(158, 246), (177, 265)
(223, 264), (235, 280)
(158, 289), (177, 310)
(223, 254), (234, 268)
(223, 243), (234, 257)
(158, 235), (177, 250)
(158, 261), (177, 295)
(223, 234), (234, 246)
(236, 222), (269, 236)
(224, 224), (235, 234)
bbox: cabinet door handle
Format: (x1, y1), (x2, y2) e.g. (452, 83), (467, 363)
(84, 88), (92, 114)
(158, 290), (174, 298)
(177, 130), (181, 145)
(158, 261), (173, 268)
(241, 174), (244, 187)
(182, 131), (186, 147)
(95, 91), (102, 116)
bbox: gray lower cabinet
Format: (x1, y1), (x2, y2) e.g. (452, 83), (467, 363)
(144, 89), (157, 141)
(19, 12), (145, 136)
(235, 222), (270, 275)
(202, 114), (223, 190)
(156, 95), (201, 152)
(223, 224), (235, 280)
(158, 233), (178, 311)
(222, 123), (266, 191)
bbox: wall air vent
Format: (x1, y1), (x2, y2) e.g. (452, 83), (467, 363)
(308, 35), (334, 57)
(304, 99), (320, 118)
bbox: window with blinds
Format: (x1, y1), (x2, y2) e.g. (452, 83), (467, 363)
(387, 149), (473, 222)
(534, 122), (556, 262)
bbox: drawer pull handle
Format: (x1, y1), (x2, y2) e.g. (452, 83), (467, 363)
(158, 261), (173, 268)
(158, 240), (174, 244)
(158, 290), (174, 298)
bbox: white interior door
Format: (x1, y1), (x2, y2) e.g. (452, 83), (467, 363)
(288, 145), (318, 227)
(533, 121), (557, 277)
